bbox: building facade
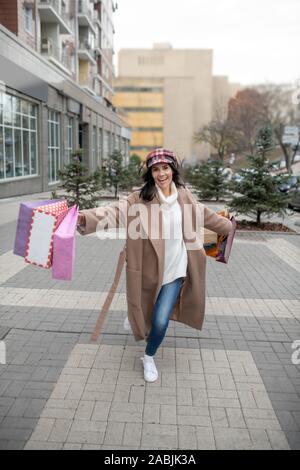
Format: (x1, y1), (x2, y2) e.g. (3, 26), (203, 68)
(113, 44), (242, 163)
(0, 0), (130, 198)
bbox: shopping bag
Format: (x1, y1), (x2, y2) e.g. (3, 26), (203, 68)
(203, 229), (218, 257)
(25, 200), (69, 268)
(52, 205), (79, 281)
(14, 200), (60, 257)
(204, 210), (236, 263)
(215, 214), (236, 263)
(203, 210), (225, 258)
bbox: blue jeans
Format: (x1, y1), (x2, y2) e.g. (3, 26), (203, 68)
(145, 277), (184, 356)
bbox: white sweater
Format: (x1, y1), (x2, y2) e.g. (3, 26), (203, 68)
(156, 182), (188, 285)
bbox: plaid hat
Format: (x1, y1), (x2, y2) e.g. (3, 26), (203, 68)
(146, 148), (178, 168)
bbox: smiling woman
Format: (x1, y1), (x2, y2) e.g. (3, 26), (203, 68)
(77, 148), (233, 383)
(139, 149), (185, 202)
(151, 163), (173, 195)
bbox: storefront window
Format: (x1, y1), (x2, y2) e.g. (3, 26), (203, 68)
(0, 92), (38, 181)
(66, 116), (73, 163)
(48, 110), (61, 183)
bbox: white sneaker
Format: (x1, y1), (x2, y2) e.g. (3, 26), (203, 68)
(123, 316), (131, 331)
(141, 354), (158, 382)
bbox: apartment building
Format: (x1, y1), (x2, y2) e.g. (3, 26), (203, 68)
(0, 0), (130, 198)
(113, 44), (242, 163)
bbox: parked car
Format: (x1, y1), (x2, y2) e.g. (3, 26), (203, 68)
(231, 169), (256, 183)
(231, 172), (243, 183)
(288, 187), (300, 210)
(278, 175), (300, 193)
(221, 167), (233, 181)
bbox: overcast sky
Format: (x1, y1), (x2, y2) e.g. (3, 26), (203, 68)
(113, 0), (300, 86)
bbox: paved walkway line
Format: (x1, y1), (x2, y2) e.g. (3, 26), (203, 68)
(265, 238), (300, 273)
(0, 287), (298, 319)
(24, 344), (291, 450)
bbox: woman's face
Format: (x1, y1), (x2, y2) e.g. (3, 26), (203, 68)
(151, 163), (173, 191)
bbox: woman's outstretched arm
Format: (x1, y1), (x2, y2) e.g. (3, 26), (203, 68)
(77, 194), (136, 236)
(186, 187), (233, 237)
(203, 205), (233, 236)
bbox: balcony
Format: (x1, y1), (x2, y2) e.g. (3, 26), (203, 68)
(78, 39), (96, 64)
(80, 75), (96, 96)
(38, 0), (72, 34)
(93, 8), (101, 27)
(93, 75), (102, 97)
(78, 0), (96, 33)
(41, 37), (72, 75)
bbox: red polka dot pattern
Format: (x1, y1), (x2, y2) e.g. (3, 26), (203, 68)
(25, 200), (69, 269)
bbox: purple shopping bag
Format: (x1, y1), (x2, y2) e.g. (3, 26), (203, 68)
(14, 200), (60, 258)
(52, 205), (79, 281)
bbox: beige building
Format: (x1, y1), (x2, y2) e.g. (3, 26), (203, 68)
(113, 43), (242, 163)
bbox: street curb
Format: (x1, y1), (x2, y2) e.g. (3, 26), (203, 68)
(236, 230), (299, 235)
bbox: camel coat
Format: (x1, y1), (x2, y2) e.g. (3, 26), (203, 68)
(79, 187), (233, 341)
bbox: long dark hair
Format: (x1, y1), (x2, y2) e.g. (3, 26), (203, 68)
(139, 162), (185, 202)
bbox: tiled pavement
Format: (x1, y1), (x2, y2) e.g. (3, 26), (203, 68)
(0, 195), (300, 450)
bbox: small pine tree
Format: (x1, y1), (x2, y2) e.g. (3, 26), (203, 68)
(190, 160), (230, 202)
(121, 153), (142, 190)
(228, 125), (291, 225)
(56, 150), (103, 209)
(102, 150), (126, 198)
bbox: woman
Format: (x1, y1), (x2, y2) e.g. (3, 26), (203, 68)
(77, 148), (233, 382)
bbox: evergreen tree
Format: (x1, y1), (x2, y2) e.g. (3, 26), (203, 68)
(101, 150), (126, 198)
(55, 149), (103, 209)
(189, 160), (230, 202)
(228, 125), (291, 225)
(121, 153), (142, 190)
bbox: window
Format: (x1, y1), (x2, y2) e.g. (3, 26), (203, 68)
(114, 87), (163, 93)
(66, 116), (73, 163)
(130, 146), (157, 151)
(114, 134), (119, 152)
(0, 92), (38, 181)
(138, 56), (164, 66)
(78, 123), (83, 149)
(103, 130), (110, 160)
(122, 108), (163, 113)
(131, 127), (163, 132)
(92, 125), (97, 169)
(98, 128), (103, 166)
(48, 110), (60, 183)
(25, 7), (33, 34)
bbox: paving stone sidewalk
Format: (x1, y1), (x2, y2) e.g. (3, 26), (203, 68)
(0, 194), (299, 450)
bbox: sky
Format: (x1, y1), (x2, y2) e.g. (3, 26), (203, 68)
(113, 0), (300, 86)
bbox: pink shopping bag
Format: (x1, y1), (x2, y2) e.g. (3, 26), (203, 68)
(14, 200), (60, 258)
(52, 205), (79, 281)
(25, 200), (69, 268)
(215, 214), (236, 264)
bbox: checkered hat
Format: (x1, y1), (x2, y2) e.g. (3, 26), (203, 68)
(146, 148), (178, 168)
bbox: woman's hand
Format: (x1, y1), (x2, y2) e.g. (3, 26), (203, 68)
(77, 213), (86, 226)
